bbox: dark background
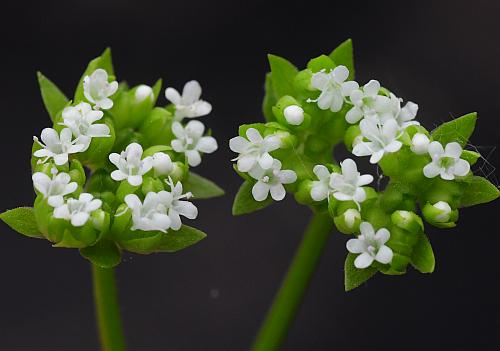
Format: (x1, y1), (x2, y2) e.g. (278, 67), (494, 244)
(1, 0), (499, 350)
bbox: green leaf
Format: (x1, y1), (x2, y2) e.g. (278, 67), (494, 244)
(267, 54), (298, 98)
(151, 78), (163, 105)
(431, 112), (477, 146)
(74, 48), (115, 102)
(461, 150), (481, 165)
(344, 253), (378, 291)
(183, 172), (224, 199)
(410, 233), (435, 273)
(0, 207), (43, 238)
(80, 239), (121, 268)
(329, 39), (354, 80)
(156, 225), (207, 252)
(232, 180), (273, 216)
(262, 73), (277, 122)
(37, 72), (69, 122)
(457, 175), (500, 207)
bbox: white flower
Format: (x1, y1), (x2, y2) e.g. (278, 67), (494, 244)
(423, 141), (470, 180)
(283, 105), (304, 125)
(352, 119), (403, 164)
(152, 152), (173, 176)
(171, 120), (218, 167)
(345, 80), (394, 124)
(53, 193), (102, 227)
(33, 128), (86, 166)
(135, 84), (154, 102)
(346, 222), (393, 269)
(410, 133), (430, 155)
(385, 93), (419, 128)
(32, 168), (77, 207)
(165, 80), (212, 121)
(433, 201), (452, 222)
(310, 165), (335, 201)
(229, 128), (281, 172)
(109, 143), (153, 186)
(307, 66), (359, 112)
(124, 191), (172, 232)
(164, 178), (198, 230)
(61, 102), (111, 151)
(248, 159), (297, 202)
(83, 69), (118, 110)
(330, 158), (373, 204)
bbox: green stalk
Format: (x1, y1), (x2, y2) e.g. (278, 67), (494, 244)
(252, 212), (333, 351)
(92, 265), (126, 351)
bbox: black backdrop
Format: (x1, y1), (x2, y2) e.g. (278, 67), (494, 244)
(1, 1), (499, 350)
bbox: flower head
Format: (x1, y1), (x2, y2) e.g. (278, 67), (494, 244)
(165, 80), (212, 121)
(345, 80), (393, 124)
(32, 168), (77, 207)
(53, 193), (102, 227)
(164, 178), (198, 230)
(346, 222), (393, 269)
(423, 141), (470, 180)
(310, 165), (335, 201)
(61, 102), (110, 151)
(109, 143), (153, 186)
(83, 69), (118, 110)
(125, 191), (172, 232)
(330, 158), (373, 205)
(307, 66), (358, 112)
(33, 128), (86, 165)
(171, 120), (218, 167)
(248, 159), (297, 202)
(229, 128), (281, 172)
(352, 118), (403, 164)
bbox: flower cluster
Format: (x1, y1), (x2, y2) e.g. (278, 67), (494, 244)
(1, 49), (223, 268)
(230, 40), (499, 289)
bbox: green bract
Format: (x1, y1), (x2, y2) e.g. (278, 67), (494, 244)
(1, 49), (223, 268)
(229, 39), (499, 291)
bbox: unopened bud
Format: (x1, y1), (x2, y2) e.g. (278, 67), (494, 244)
(283, 105), (304, 125)
(391, 210), (423, 234)
(135, 84), (154, 103)
(410, 133), (430, 155)
(334, 209), (361, 234)
(422, 201), (458, 228)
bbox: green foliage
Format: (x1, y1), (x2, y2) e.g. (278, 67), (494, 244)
(37, 72), (69, 121)
(410, 233), (435, 273)
(80, 239), (121, 268)
(457, 175), (500, 207)
(267, 54), (298, 98)
(232, 181), (273, 215)
(156, 225), (207, 252)
(183, 172), (224, 199)
(0, 207), (43, 238)
(431, 112), (477, 146)
(329, 38), (354, 79)
(344, 253), (378, 291)
(263, 73), (278, 122)
(74, 48), (114, 103)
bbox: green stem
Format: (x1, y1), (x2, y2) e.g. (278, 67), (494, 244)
(252, 212), (333, 351)
(92, 264), (126, 351)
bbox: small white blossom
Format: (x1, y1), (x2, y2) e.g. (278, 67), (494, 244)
(307, 65), (359, 112)
(283, 105), (304, 125)
(229, 128), (281, 172)
(411, 133), (430, 155)
(423, 141), (470, 180)
(165, 80), (212, 121)
(310, 165), (335, 201)
(109, 143), (153, 186)
(352, 119), (403, 164)
(32, 168), (77, 207)
(134, 84), (154, 102)
(330, 158), (373, 204)
(61, 102), (110, 151)
(53, 193), (102, 227)
(386, 93), (419, 128)
(124, 191), (172, 232)
(432, 201), (452, 222)
(152, 152), (173, 177)
(248, 159), (297, 202)
(346, 222), (393, 269)
(164, 178), (198, 230)
(171, 120), (218, 167)
(33, 128), (86, 166)
(83, 69), (118, 110)
(345, 80), (393, 124)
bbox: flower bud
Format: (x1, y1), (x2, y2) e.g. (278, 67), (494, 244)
(422, 201), (459, 228)
(139, 108), (173, 147)
(134, 84), (154, 103)
(169, 162), (187, 183)
(410, 133), (430, 155)
(141, 176), (165, 194)
(334, 209), (361, 234)
(391, 210), (423, 234)
(283, 105), (305, 125)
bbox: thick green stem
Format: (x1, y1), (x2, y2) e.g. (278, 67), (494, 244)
(92, 265), (126, 351)
(252, 212), (333, 351)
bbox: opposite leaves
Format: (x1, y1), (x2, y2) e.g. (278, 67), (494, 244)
(0, 207), (42, 238)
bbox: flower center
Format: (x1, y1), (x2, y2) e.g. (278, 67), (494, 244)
(439, 156), (455, 169)
(262, 175), (270, 183)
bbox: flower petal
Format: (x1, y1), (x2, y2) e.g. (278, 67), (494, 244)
(452, 159), (470, 176)
(175, 201), (198, 219)
(269, 183), (286, 201)
(423, 162), (441, 178)
(252, 181), (270, 202)
(346, 238), (365, 254)
(375, 245), (393, 264)
(354, 252), (374, 269)
(246, 128), (263, 143)
(197, 136), (218, 154)
(229, 136), (250, 153)
(181, 80), (202, 105)
(444, 142), (462, 158)
(165, 87), (182, 105)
